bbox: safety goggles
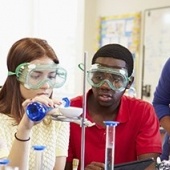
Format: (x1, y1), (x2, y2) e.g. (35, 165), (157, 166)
(8, 63), (67, 89)
(87, 64), (130, 92)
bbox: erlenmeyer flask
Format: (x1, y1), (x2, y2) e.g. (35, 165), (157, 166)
(26, 97), (70, 121)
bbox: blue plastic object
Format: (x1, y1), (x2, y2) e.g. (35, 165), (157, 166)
(26, 102), (50, 121)
(26, 97), (70, 121)
(103, 121), (119, 126)
(0, 159), (9, 165)
(32, 145), (46, 151)
(62, 97), (70, 107)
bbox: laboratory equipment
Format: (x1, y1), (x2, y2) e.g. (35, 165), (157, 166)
(80, 52), (88, 170)
(104, 121), (119, 170)
(26, 97), (70, 121)
(114, 158), (154, 170)
(58, 106), (82, 118)
(0, 159), (19, 170)
(32, 145), (46, 170)
(0, 159), (9, 170)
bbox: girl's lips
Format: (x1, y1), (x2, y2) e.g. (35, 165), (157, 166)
(37, 93), (49, 96)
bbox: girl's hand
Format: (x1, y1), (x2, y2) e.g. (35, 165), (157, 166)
(22, 95), (61, 110)
(20, 95), (61, 129)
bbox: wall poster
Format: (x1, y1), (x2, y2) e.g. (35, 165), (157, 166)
(99, 12), (141, 54)
(98, 12), (141, 97)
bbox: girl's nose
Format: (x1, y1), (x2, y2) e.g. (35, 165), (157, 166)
(41, 81), (50, 89)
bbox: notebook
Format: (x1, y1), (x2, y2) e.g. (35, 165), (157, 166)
(114, 158), (154, 170)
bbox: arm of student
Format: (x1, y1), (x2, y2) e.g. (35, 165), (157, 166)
(138, 153), (160, 170)
(160, 116), (170, 134)
(8, 114), (32, 170)
(54, 156), (66, 170)
(152, 59), (170, 129)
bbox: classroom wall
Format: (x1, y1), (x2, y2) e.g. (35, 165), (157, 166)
(84, 0), (170, 98)
(1, 1), (170, 99)
(0, 0), (85, 98)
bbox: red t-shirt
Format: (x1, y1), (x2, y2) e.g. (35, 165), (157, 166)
(67, 89), (162, 169)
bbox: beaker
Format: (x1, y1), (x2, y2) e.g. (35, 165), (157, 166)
(104, 121), (119, 170)
(32, 145), (46, 170)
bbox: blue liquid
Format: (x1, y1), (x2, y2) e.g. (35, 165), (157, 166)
(26, 97), (70, 121)
(26, 102), (51, 121)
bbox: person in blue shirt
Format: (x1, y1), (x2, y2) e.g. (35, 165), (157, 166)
(153, 58), (170, 161)
(153, 58), (170, 132)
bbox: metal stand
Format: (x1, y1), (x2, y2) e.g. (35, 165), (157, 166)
(80, 52), (87, 170)
(51, 52), (88, 170)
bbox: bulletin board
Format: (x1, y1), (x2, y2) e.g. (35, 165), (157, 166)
(99, 12), (141, 54)
(142, 6), (170, 103)
(98, 12), (141, 93)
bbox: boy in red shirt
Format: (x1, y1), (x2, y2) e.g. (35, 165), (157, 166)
(65, 44), (162, 170)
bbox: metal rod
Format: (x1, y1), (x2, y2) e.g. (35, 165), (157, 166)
(80, 51), (87, 170)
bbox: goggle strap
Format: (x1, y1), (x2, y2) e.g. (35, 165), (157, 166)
(128, 77), (132, 82)
(8, 71), (16, 76)
(78, 63), (84, 71)
(8, 63), (29, 77)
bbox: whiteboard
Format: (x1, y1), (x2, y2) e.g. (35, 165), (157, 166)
(142, 7), (170, 103)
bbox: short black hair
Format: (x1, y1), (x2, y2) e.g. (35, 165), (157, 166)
(92, 44), (134, 77)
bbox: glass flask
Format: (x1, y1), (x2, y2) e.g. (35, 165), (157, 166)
(26, 97), (70, 121)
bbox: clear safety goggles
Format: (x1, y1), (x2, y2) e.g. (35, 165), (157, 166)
(8, 63), (67, 89)
(87, 64), (130, 92)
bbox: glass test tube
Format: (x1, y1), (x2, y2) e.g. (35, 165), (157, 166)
(32, 145), (46, 170)
(0, 159), (9, 170)
(104, 121), (119, 170)
(0, 159), (19, 170)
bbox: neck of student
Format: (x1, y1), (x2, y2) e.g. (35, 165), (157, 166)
(88, 97), (120, 126)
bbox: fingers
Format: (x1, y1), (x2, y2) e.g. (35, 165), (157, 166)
(22, 95), (61, 109)
(31, 95), (54, 107)
(22, 95), (64, 121)
(85, 162), (105, 170)
(85, 166), (104, 170)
